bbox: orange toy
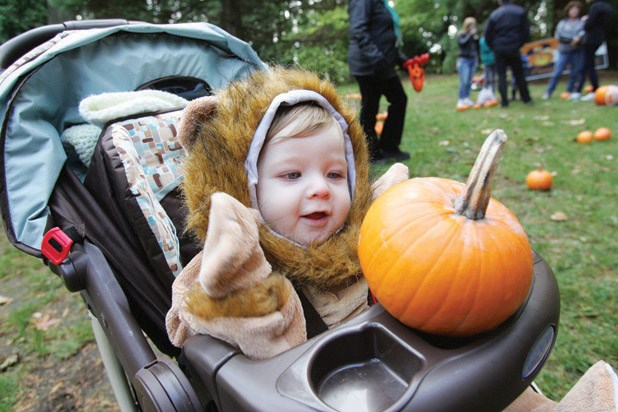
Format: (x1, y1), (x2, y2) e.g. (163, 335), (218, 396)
(403, 53), (430, 92)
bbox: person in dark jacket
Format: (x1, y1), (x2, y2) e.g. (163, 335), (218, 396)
(485, 0), (533, 107)
(348, 0), (409, 163)
(575, 0), (613, 101)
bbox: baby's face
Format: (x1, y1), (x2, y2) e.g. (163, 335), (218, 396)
(256, 120), (351, 246)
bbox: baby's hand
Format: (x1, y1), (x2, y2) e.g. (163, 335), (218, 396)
(167, 192), (306, 358)
(371, 163), (410, 199)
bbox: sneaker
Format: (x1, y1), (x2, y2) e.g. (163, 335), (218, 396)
(581, 92), (595, 102)
(542, 92), (550, 100)
(463, 97), (474, 106)
(568, 92), (581, 101)
(456, 100), (470, 111)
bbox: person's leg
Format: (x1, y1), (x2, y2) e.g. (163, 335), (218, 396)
(485, 64), (496, 92)
(586, 44), (600, 91)
(494, 52), (509, 107)
(509, 51), (532, 103)
(465, 57), (478, 101)
(379, 76), (408, 154)
(356, 75), (383, 160)
(576, 45), (596, 93)
(566, 50), (583, 93)
(546, 52), (568, 96)
(457, 58), (469, 100)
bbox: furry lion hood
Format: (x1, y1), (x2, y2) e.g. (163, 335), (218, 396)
(178, 66), (373, 290)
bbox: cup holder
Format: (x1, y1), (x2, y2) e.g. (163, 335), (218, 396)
(308, 324), (422, 412)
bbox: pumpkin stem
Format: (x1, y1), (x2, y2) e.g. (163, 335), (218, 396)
(454, 129), (507, 220)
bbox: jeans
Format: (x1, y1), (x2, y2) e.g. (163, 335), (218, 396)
(484, 64), (497, 92)
(546, 49), (584, 95)
(457, 57), (477, 99)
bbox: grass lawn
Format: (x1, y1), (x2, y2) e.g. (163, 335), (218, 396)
(348, 72), (618, 401)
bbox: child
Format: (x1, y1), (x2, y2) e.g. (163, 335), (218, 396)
(164, 67), (617, 410)
(165, 67), (409, 359)
(476, 35), (500, 107)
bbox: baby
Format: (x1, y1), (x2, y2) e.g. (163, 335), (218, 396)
(166, 67), (408, 359)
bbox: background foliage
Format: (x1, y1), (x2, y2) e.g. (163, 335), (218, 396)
(1, 0), (617, 82)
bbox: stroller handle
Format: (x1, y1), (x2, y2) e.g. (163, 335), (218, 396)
(0, 19), (132, 69)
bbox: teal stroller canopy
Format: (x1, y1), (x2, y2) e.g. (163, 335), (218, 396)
(0, 21), (266, 255)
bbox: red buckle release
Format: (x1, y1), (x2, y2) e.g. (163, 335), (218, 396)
(42, 227), (74, 265)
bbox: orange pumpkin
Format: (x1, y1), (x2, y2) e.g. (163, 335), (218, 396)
(376, 112), (388, 121)
(576, 130), (593, 144)
(359, 130), (533, 336)
(594, 86), (609, 105)
(526, 167), (553, 191)
(593, 127), (611, 141)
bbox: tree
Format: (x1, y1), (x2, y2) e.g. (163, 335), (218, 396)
(0, 0), (48, 43)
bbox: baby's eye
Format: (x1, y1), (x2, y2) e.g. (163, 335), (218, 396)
(327, 171), (346, 180)
(283, 171), (301, 180)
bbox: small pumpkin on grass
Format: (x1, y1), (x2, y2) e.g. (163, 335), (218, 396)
(526, 167), (553, 191)
(593, 127), (611, 141)
(359, 130), (534, 336)
(576, 130), (593, 144)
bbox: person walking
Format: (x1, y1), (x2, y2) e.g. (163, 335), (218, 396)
(348, 0), (410, 163)
(574, 0), (613, 101)
(485, 0), (533, 107)
(456, 17), (480, 111)
(542, 1), (585, 100)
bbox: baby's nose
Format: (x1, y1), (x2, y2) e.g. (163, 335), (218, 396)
(307, 176), (331, 199)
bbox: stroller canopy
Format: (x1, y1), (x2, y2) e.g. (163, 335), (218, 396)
(0, 22), (266, 256)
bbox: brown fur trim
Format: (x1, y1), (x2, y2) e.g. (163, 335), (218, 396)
(185, 273), (291, 320)
(181, 66), (373, 290)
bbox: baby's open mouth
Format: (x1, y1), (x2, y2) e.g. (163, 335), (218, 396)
(303, 212), (328, 220)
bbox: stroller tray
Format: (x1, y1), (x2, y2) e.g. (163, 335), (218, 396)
(311, 325), (421, 412)
(181, 251), (559, 412)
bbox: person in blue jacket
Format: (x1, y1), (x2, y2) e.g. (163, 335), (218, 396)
(348, 0), (409, 163)
(485, 0), (533, 107)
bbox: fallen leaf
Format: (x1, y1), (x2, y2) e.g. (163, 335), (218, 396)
(563, 118), (585, 126)
(551, 212), (569, 222)
(438, 140), (450, 146)
(534, 115), (549, 121)
(0, 353), (19, 371)
(0, 295), (13, 305)
(33, 314), (61, 331)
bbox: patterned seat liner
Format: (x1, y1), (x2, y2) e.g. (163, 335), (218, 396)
(108, 110), (185, 276)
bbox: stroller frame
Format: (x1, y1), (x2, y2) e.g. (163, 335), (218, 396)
(1, 20), (560, 412)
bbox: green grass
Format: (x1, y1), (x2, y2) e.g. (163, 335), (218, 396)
(0, 233), (94, 408)
(349, 72), (618, 400)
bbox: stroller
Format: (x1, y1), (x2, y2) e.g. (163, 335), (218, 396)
(0, 20), (560, 411)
